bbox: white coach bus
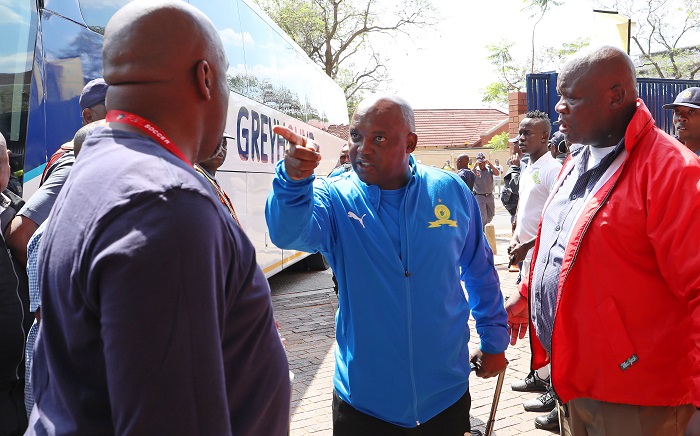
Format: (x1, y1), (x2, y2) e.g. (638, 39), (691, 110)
(1, 0), (348, 277)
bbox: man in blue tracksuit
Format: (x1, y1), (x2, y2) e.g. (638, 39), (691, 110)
(266, 95), (509, 435)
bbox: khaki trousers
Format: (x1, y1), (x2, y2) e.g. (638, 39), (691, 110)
(559, 398), (694, 436)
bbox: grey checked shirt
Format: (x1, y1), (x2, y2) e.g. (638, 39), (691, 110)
(530, 140), (625, 352)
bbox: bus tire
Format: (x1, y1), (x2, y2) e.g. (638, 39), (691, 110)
(305, 253), (329, 271)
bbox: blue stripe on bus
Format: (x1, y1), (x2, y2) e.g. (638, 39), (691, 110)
(25, 164), (47, 182)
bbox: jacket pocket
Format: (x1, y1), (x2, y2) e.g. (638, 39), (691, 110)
(596, 297), (639, 371)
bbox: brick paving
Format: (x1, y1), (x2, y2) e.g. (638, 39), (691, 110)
(269, 205), (557, 435)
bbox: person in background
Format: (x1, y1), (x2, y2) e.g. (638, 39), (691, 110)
(472, 152), (500, 228)
(493, 158), (503, 197)
(548, 131), (570, 163)
(266, 94), (508, 435)
(328, 143), (352, 177)
(663, 86), (700, 157)
(6, 79), (109, 265)
(456, 153), (476, 190)
(27, 2), (289, 434)
(506, 46), (700, 435)
(0, 132), (30, 435)
(501, 140), (521, 228)
(23, 120), (105, 417)
(195, 134), (241, 226)
(40, 78), (109, 185)
(507, 110), (562, 431)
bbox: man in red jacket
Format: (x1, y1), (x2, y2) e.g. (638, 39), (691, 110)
(506, 46), (700, 434)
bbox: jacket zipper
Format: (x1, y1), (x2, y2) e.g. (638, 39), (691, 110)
(6, 247), (26, 380)
(401, 184), (420, 425)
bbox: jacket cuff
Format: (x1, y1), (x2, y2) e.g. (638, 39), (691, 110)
(276, 160), (315, 185)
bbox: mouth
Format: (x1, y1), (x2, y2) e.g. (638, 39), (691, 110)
(557, 119), (569, 133)
(354, 159), (373, 169)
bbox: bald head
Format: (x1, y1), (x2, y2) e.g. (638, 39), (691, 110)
(104, 1), (223, 85)
(73, 120), (107, 157)
(562, 46), (637, 98)
(354, 95), (416, 132)
(103, 1), (229, 163)
(456, 154), (470, 170)
(556, 46), (639, 147)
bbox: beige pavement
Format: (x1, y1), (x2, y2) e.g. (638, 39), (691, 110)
(270, 204), (556, 435)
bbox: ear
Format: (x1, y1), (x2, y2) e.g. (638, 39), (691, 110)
(82, 108), (92, 125)
(195, 59), (213, 101)
(406, 132), (417, 154)
(609, 84), (626, 110)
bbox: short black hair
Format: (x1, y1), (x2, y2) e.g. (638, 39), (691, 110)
(524, 110), (552, 133)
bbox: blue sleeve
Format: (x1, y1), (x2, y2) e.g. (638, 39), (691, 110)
(20, 154), (75, 225)
(265, 160), (334, 253)
(459, 188), (509, 354)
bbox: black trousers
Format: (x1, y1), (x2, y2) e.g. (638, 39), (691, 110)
(332, 390), (471, 436)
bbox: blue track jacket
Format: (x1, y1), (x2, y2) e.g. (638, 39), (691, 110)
(266, 156), (508, 427)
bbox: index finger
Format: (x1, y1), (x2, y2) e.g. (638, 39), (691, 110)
(273, 125), (309, 148)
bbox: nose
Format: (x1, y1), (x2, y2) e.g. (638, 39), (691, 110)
(356, 138), (372, 155)
(555, 96), (567, 114)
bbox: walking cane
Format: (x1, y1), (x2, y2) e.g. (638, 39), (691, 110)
(470, 360), (508, 436)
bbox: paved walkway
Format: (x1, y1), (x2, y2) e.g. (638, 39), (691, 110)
(270, 205), (557, 435)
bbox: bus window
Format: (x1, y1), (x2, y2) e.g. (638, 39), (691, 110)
(237, 1), (281, 107)
(275, 46), (306, 121)
(79, 0), (133, 34)
(303, 60), (324, 124)
(190, 0), (248, 97)
(0, 0), (38, 160)
(324, 77), (349, 125)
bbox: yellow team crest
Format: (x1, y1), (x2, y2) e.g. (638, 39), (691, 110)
(682, 90), (693, 99)
(428, 204), (458, 228)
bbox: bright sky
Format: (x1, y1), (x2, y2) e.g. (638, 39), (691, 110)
(378, 0), (610, 110)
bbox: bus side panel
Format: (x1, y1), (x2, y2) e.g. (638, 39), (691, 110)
(223, 96), (345, 276)
(23, 20), (47, 196)
(23, 10), (104, 193)
(244, 172), (284, 277)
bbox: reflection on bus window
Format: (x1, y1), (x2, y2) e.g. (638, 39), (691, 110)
(0, 0), (37, 153)
(192, 0), (248, 96)
(79, 0), (134, 34)
(237, 1), (281, 107)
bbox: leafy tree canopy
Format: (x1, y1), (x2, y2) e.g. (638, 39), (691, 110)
(257, 0), (436, 117)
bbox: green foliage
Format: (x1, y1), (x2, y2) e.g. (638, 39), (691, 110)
(481, 37), (590, 107)
(487, 131), (510, 151)
(481, 82), (510, 107)
(596, 0), (700, 79)
(257, 0), (436, 118)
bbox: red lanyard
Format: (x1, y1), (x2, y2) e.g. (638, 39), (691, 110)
(106, 110), (192, 166)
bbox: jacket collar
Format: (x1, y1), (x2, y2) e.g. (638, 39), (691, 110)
(350, 155), (417, 209)
(624, 99), (656, 153)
